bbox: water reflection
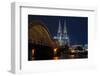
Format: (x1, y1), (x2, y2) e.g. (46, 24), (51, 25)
(53, 57), (59, 60)
(68, 55), (75, 58)
(31, 48), (88, 60)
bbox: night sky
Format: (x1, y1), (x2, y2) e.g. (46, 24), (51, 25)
(28, 15), (88, 45)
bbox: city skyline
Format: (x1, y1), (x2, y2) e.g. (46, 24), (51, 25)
(28, 15), (88, 45)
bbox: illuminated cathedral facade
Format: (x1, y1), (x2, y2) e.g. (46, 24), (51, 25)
(54, 20), (70, 47)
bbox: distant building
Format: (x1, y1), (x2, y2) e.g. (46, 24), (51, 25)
(54, 20), (70, 47)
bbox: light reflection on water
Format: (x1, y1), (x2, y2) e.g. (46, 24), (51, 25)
(32, 55), (77, 60)
(68, 54), (75, 58)
(53, 57), (59, 60)
(31, 52), (87, 60)
(53, 54), (76, 60)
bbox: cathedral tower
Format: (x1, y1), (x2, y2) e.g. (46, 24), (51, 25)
(54, 20), (70, 47)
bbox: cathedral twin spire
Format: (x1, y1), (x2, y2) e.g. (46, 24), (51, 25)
(58, 20), (67, 35)
(54, 19), (70, 46)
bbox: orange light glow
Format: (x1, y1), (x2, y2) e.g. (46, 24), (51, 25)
(54, 48), (57, 52)
(71, 49), (76, 53)
(53, 57), (59, 60)
(32, 49), (35, 56)
(53, 48), (58, 55)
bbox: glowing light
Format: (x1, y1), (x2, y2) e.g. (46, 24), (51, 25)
(32, 49), (35, 56)
(71, 49), (76, 53)
(53, 57), (59, 60)
(54, 48), (58, 55)
(54, 48), (57, 52)
(68, 54), (75, 58)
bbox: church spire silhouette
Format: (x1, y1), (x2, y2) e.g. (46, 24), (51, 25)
(58, 20), (62, 34)
(63, 20), (67, 34)
(54, 19), (70, 46)
(57, 20), (62, 40)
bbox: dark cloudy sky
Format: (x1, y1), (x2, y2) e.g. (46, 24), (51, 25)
(28, 15), (88, 45)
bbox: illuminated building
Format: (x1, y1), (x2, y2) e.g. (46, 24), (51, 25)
(54, 20), (70, 47)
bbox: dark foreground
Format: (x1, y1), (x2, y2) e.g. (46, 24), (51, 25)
(28, 44), (88, 61)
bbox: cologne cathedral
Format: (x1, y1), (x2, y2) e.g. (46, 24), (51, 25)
(54, 20), (70, 47)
